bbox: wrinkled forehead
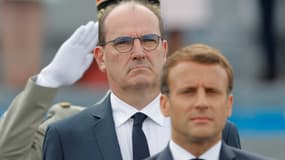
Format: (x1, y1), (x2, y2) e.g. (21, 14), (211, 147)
(104, 3), (160, 36)
(107, 3), (157, 21)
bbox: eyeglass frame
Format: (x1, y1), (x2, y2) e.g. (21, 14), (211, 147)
(97, 34), (162, 53)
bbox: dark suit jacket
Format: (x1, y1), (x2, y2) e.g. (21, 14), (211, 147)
(222, 120), (241, 148)
(43, 93), (122, 160)
(42, 93), (241, 160)
(146, 142), (271, 160)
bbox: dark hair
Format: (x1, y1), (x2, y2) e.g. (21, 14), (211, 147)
(160, 44), (234, 95)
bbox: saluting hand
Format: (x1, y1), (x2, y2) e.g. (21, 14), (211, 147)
(37, 21), (98, 88)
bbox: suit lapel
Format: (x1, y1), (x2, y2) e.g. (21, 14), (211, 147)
(90, 93), (123, 160)
(219, 142), (236, 160)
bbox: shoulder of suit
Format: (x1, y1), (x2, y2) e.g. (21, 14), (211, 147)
(47, 102), (85, 118)
(228, 144), (273, 160)
(225, 120), (237, 130)
(50, 102), (84, 111)
(47, 93), (111, 128)
(144, 154), (159, 160)
(145, 146), (171, 160)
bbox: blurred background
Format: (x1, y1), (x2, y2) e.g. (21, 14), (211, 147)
(0, 0), (284, 159)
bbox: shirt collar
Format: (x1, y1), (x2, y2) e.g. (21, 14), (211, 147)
(169, 140), (222, 160)
(200, 140), (221, 160)
(110, 92), (166, 127)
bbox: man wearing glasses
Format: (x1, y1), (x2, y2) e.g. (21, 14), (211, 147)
(43, 1), (240, 160)
(0, 1), (240, 160)
(98, 34), (162, 53)
(43, 2), (170, 160)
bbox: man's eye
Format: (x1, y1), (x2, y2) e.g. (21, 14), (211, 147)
(181, 88), (196, 94)
(206, 89), (219, 94)
(142, 38), (156, 43)
(114, 38), (132, 45)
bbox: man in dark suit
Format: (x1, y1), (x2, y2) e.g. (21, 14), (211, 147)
(41, 1), (243, 160)
(0, 1), (240, 160)
(147, 44), (272, 160)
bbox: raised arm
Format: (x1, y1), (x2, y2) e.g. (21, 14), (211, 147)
(0, 21), (98, 160)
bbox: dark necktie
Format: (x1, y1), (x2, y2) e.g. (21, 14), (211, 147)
(132, 112), (150, 160)
(190, 158), (205, 160)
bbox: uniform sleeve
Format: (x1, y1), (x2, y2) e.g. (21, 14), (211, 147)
(0, 76), (57, 160)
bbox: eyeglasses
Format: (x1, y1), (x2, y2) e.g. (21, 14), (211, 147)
(99, 34), (161, 53)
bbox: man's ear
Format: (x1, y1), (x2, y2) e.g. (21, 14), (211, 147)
(160, 94), (170, 117)
(94, 47), (106, 72)
(162, 40), (168, 58)
(226, 95), (233, 117)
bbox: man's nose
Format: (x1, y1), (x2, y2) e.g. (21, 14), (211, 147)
(131, 39), (145, 58)
(194, 90), (209, 110)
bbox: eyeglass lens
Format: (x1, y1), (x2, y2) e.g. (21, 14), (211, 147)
(112, 34), (160, 53)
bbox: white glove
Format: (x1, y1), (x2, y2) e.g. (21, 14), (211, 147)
(37, 21), (98, 88)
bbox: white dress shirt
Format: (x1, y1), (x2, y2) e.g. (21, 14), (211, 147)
(111, 92), (171, 160)
(169, 139), (222, 160)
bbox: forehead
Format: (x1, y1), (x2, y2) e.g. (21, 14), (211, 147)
(104, 4), (160, 38)
(169, 62), (228, 89)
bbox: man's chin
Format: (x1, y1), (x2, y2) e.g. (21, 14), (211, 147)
(190, 134), (215, 143)
(129, 67), (151, 75)
(128, 71), (152, 81)
(130, 78), (155, 89)
(190, 128), (214, 139)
